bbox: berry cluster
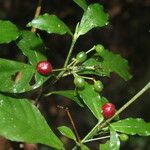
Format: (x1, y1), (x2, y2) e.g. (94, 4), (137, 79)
(37, 47), (117, 120)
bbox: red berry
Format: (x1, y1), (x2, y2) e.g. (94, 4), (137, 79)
(36, 61), (52, 75)
(102, 103), (116, 119)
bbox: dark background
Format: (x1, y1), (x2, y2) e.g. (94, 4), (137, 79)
(0, 0), (150, 149)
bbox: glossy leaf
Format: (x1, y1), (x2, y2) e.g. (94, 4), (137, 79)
(80, 46), (132, 81)
(17, 31), (49, 91)
(0, 59), (50, 93)
(81, 144), (90, 150)
(111, 118), (150, 136)
(18, 31), (46, 66)
(27, 14), (72, 35)
(0, 20), (20, 44)
(99, 141), (110, 150)
(58, 126), (76, 141)
(110, 128), (120, 150)
(0, 94), (63, 149)
(96, 46), (132, 80)
(0, 58), (34, 93)
(78, 57), (106, 77)
(73, 0), (88, 11)
(77, 3), (109, 37)
(78, 82), (107, 120)
(47, 90), (84, 107)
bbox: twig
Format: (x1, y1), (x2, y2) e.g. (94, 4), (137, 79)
(84, 135), (110, 143)
(58, 106), (80, 142)
(31, 0), (42, 33)
(81, 121), (100, 143)
(50, 24), (79, 84)
(34, 87), (43, 107)
(85, 46), (95, 54)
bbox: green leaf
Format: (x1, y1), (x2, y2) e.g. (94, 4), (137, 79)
(110, 128), (120, 150)
(58, 126), (76, 141)
(99, 141), (110, 150)
(111, 118), (150, 136)
(0, 20), (20, 44)
(0, 59), (50, 93)
(0, 58), (34, 93)
(96, 46), (132, 80)
(18, 31), (46, 66)
(17, 31), (49, 91)
(78, 82), (107, 120)
(27, 13), (72, 35)
(78, 56), (106, 77)
(81, 144), (90, 150)
(73, 0), (88, 11)
(48, 90), (84, 107)
(0, 94), (63, 149)
(80, 46), (132, 81)
(77, 3), (109, 37)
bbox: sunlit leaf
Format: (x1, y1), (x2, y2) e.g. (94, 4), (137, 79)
(96, 45), (132, 80)
(58, 126), (76, 141)
(81, 144), (90, 150)
(18, 31), (46, 66)
(111, 118), (150, 136)
(73, 0), (88, 11)
(99, 141), (110, 150)
(17, 31), (49, 91)
(78, 82), (108, 120)
(0, 20), (20, 44)
(47, 90), (84, 107)
(0, 94), (63, 149)
(110, 128), (120, 150)
(80, 46), (132, 81)
(0, 59), (50, 93)
(0, 58), (34, 93)
(27, 14), (72, 35)
(77, 3), (109, 37)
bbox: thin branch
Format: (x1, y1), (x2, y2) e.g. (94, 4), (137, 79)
(85, 46), (95, 54)
(81, 121), (101, 143)
(58, 106), (80, 142)
(31, 0), (43, 33)
(33, 87), (43, 107)
(84, 135), (110, 143)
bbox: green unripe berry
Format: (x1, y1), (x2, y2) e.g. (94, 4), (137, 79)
(74, 76), (85, 89)
(76, 51), (87, 63)
(119, 134), (129, 142)
(95, 44), (105, 54)
(94, 80), (104, 92)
